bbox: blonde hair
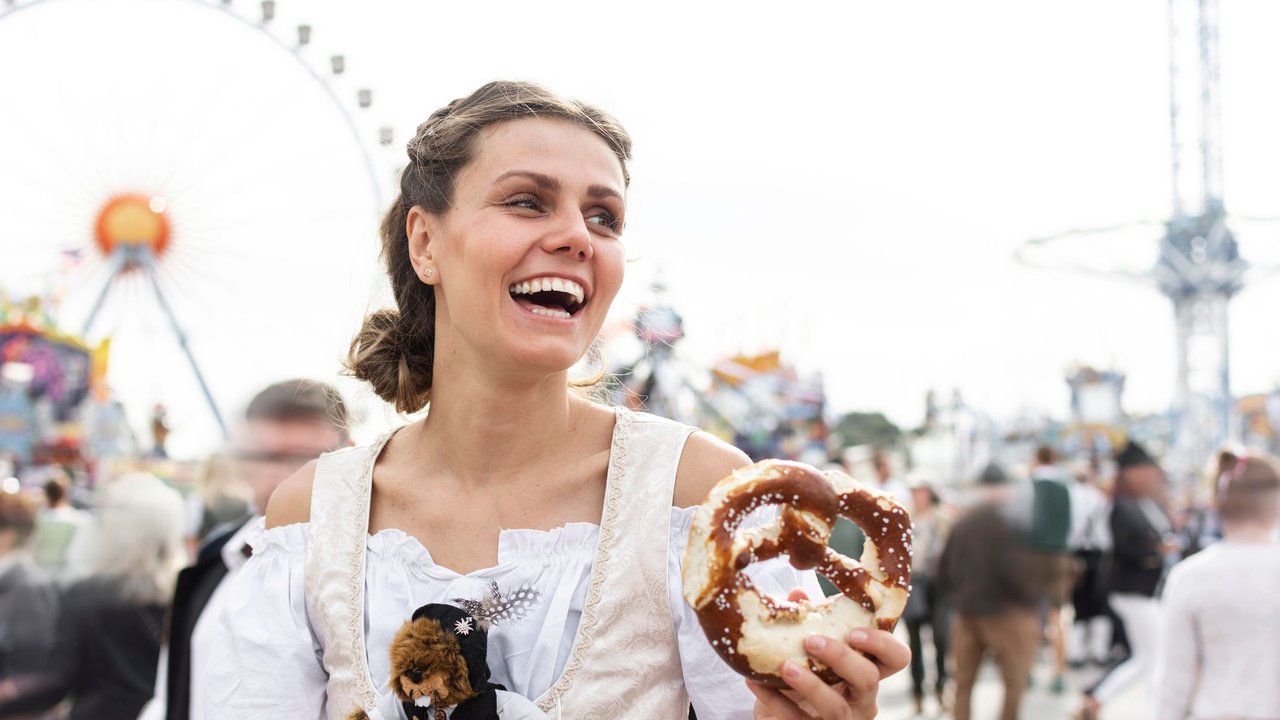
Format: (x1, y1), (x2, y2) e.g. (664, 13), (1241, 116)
(347, 80), (632, 413)
(95, 473), (188, 606)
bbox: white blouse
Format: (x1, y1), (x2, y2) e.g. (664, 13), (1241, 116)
(205, 508), (821, 719)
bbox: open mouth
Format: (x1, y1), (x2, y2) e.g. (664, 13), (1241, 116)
(508, 276), (587, 319)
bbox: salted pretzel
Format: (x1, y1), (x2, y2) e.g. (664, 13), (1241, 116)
(682, 460), (912, 687)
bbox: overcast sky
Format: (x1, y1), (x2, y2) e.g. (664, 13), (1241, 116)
(2, 0), (1279, 457)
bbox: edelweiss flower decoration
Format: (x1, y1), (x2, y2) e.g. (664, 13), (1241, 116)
(453, 617), (474, 636)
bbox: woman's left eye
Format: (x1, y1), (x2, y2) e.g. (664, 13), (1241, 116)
(586, 210), (621, 232)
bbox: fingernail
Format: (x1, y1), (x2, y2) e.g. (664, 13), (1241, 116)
(782, 661), (801, 679)
(805, 634), (827, 652)
(847, 629), (868, 644)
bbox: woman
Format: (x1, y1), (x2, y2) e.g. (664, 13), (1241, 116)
(1066, 461), (1112, 668)
(205, 81), (909, 720)
(1079, 442), (1176, 719)
(903, 476), (951, 715)
(1154, 453), (1280, 719)
(0, 472), (188, 719)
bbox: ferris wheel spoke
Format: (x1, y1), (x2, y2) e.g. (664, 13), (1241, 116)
(161, 113), (331, 207)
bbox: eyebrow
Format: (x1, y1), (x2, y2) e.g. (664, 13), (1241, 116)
(492, 170), (623, 202)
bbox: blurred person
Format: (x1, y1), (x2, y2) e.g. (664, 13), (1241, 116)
(871, 448), (911, 505)
(1154, 453), (1280, 719)
(0, 492), (58, 679)
(1027, 444), (1072, 693)
(192, 453), (252, 542)
(937, 462), (1038, 720)
(903, 474), (953, 715)
(204, 81), (910, 720)
(30, 468), (93, 581)
(1176, 447), (1237, 558)
(0, 472), (186, 720)
(1066, 460), (1113, 668)
(137, 379), (349, 720)
(150, 404), (170, 460)
(1079, 441), (1176, 719)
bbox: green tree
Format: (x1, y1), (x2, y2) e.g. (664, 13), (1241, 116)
(833, 411), (901, 449)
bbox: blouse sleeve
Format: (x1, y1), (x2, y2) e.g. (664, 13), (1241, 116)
(204, 524), (330, 720)
(667, 508), (824, 720)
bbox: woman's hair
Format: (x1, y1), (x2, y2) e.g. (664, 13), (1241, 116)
(94, 473), (188, 606)
(1217, 453), (1280, 524)
(347, 80), (632, 413)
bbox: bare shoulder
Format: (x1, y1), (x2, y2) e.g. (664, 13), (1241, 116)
(265, 460), (316, 528)
(673, 431), (751, 508)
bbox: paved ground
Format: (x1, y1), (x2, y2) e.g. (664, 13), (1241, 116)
(875, 629), (1148, 720)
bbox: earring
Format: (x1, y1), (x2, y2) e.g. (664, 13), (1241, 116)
(423, 267), (434, 280)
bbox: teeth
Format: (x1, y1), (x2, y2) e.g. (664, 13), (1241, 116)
(507, 276), (586, 306)
(529, 305), (571, 319)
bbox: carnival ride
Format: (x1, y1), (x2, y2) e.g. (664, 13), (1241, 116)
(609, 282), (830, 462)
(1017, 0), (1280, 480)
(0, 0), (392, 454)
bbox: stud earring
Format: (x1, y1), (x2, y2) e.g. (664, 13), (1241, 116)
(423, 267), (434, 280)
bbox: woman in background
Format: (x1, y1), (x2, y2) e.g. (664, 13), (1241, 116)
(903, 475), (952, 715)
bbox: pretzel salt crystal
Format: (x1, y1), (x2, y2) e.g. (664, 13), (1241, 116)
(682, 460), (912, 687)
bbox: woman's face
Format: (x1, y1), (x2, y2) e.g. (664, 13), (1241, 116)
(412, 118), (627, 378)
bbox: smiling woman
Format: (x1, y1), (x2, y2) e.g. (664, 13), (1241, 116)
(203, 81), (908, 720)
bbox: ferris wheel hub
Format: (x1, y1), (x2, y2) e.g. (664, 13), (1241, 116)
(94, 193), (170, 257)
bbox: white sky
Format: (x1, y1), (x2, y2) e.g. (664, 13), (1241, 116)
(2, 0), (1280, 457)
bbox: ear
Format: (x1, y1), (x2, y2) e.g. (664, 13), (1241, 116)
(406, 205), (441, 284)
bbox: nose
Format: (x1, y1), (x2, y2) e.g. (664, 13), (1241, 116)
(541, 208), (593, 261)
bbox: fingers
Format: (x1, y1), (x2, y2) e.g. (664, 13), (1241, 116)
(746, 680), (807, 720)
(775, 648), (856, 719)
(847, 629), (911, 679)
(803, 633), (879, 699)
(747, 628), (910, 719)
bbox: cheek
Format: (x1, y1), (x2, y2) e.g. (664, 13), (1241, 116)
(592, 243), (627, 306)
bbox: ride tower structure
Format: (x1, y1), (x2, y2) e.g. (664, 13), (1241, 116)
(1018, 0), (1278, 481)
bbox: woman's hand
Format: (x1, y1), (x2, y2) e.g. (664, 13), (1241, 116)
(745, 590), (911, 720)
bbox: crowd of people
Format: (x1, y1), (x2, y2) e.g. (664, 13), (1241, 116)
(0, 380), (349, 720)
(874, 441), (1280, 720)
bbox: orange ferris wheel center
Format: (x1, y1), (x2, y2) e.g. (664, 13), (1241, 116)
(94, 194), (170, 257)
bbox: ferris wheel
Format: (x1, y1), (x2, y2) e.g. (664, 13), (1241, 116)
(0, 0), (394, 450)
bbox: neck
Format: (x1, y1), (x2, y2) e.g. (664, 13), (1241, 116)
(415, 357), (588, 488)
(1223, 522), (1278, 544)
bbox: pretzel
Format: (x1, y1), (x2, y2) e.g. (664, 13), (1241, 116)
(682, 460), (912, 687)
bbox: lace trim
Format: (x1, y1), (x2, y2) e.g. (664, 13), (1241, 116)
(536, 406), (631, 712)
(345, 431), (395, 711)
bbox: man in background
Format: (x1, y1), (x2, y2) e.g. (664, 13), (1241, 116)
(937, 462), (1038, 720)
(139, 379), (350, 720)
(1027, 445), (1072, 692)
